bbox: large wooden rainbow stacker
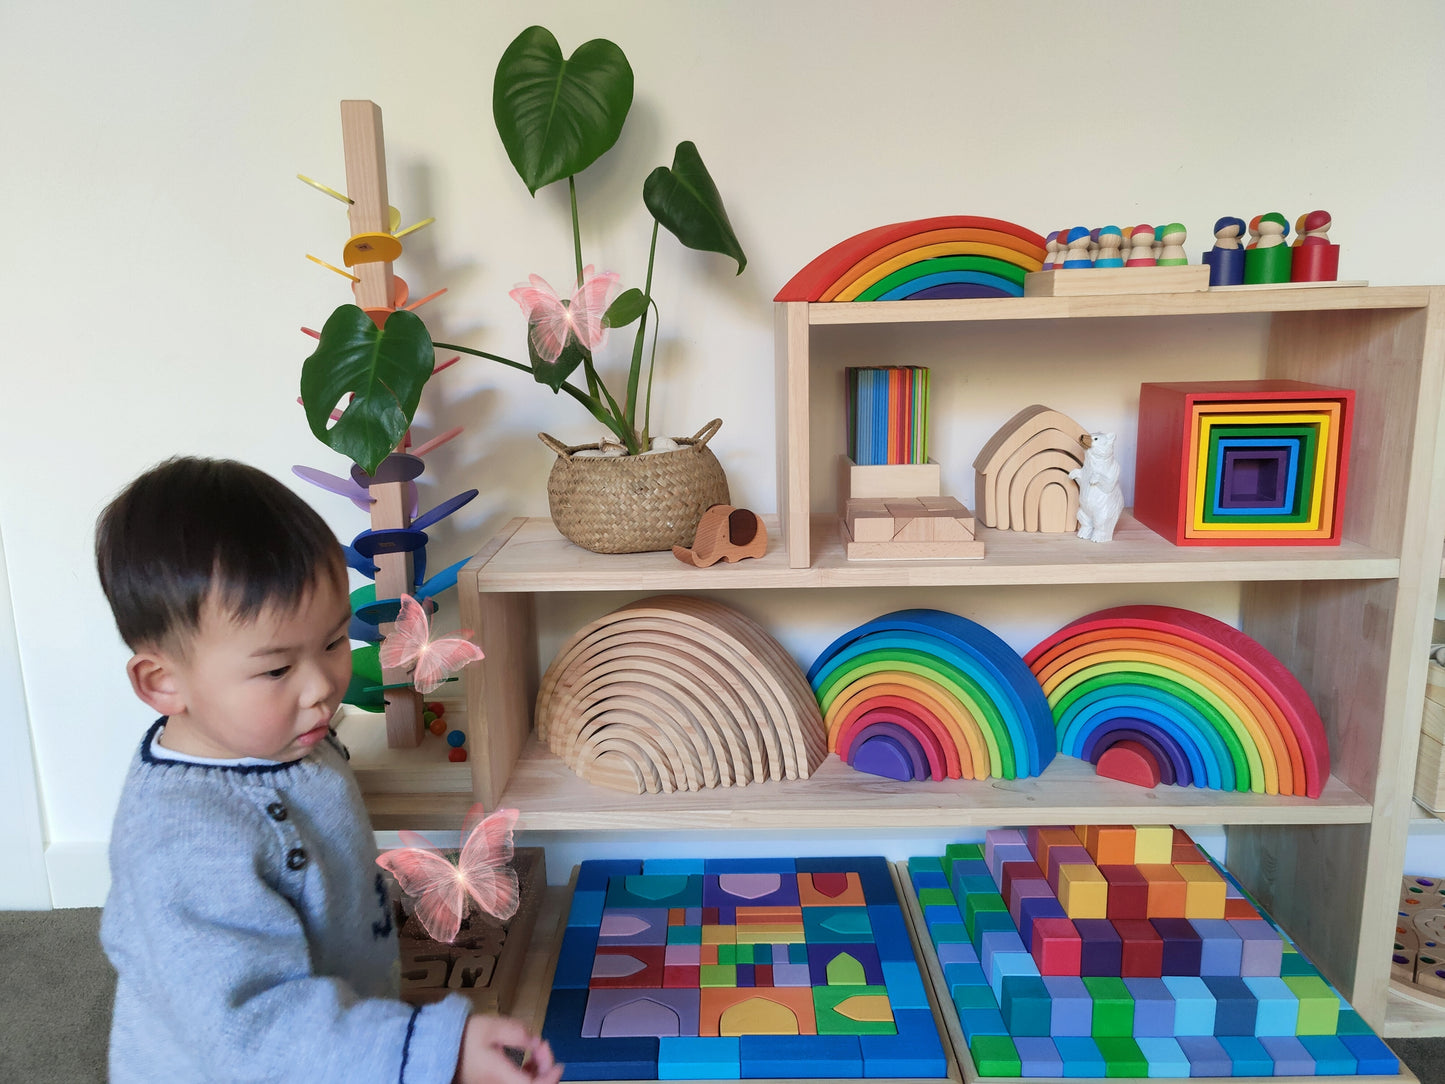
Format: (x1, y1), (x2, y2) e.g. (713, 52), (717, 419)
(908, 826), (1397, 1077)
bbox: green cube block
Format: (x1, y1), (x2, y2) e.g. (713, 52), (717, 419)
(1083, 976), (1134, 1037)
(700, 964), (736, 988)
(1279, 952), (1321, 978)
(738, 943), (756, 965)
(1285, 975), (1339, 1035)
(948, 843), (985, 861)
(969, 1034), (1021, 1077)
(965, 892), (1008, 938)
(813, 984), (898, 1036)
(717, 944), (737, 966)
(917, 887), (957, 908)
(1095, 1036), (1147, 1077)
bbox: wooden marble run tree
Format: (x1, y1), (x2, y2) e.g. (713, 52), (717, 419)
(295, 100), (477, 749)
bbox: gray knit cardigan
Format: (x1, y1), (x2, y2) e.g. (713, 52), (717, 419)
(101, 719), (471, 1083)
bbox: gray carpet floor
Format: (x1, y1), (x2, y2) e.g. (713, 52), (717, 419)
(3, 909), (1445, 1082)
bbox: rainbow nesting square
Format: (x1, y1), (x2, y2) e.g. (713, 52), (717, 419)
(1134, 381), (1353, 546)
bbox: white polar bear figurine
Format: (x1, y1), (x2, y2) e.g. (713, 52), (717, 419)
(1070, 431), (1123, 543)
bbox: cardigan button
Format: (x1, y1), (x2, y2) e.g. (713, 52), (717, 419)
(286, 848), (308, 871)
(266, 802), (288, 822)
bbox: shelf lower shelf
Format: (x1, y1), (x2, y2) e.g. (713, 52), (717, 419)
(466, 515), (1398, 592)
(476, 738), (1371, 832)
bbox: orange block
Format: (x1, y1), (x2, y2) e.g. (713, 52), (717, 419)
(797, 871), (866, 907)
(1033, 827), (1086, 879)
(1083, 826), (1136, 866)
(1177, 863), (1226, 918)
(701, 943), (719, 966)
(669, 908), (686, 926)
(1138, 864), (1187, 918)
(737, 907), (804, 924)
(1057, 864), (1108, 919)
(701, 986), (818, 1037)
(1225, 897), (1260, 920)
(1172, 829), (1208, 864)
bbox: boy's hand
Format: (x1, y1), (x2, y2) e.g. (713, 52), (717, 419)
(455, 1014), (563, 1084)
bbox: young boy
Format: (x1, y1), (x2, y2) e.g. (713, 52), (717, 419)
(95, 457), (561, 1084)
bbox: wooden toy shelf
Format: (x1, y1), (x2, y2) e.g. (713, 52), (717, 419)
(349, 283), (1445, 1054)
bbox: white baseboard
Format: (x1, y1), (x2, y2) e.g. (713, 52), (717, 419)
(45, 841), (110, 909)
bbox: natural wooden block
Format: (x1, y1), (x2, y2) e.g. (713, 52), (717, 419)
(837, 454), (940, 502)
(1023, 265), (1210, 297)
(838, 513), (984, 561)
(847, 506), (898, 542)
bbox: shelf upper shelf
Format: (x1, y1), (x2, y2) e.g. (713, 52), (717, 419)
(800, 285), (1435, 326)
(464, 515), (1398, 592)
(494, 737), (1369, 831)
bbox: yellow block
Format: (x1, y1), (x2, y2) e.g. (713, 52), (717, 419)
(702, 924), (737, 945)
(1133, 825), (1174, 865)
(1176, 863), (1226, 919)
(1057, 864), (1108, 919)
(735, 924), (805, 944)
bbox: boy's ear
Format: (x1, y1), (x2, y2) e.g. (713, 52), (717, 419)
(126, 652), (187, 717)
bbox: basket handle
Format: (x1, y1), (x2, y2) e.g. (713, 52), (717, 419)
(537, 432), (574, 457)
(689, 418), (723, 447)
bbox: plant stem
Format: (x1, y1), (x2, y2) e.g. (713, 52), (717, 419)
(569, 176), (584, 288)
(625, 220), (660, 430)
(433, 342), (532, 374)
(642, 297), (661, 442)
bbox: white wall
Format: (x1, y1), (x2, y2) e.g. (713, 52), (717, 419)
(3, 0), (1444, 906)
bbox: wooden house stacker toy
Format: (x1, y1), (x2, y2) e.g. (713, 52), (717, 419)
(295, 101), (478, 749)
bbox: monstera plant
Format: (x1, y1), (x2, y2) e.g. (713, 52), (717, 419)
(301, 24), (747, 470)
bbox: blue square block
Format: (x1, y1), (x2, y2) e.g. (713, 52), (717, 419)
(1175, 1035), (1231, 1076)
(643, 858), (706, 875)
(1217, 1035), (1271, 1075)
(1339, 1033), (1398, 1074)
(1259, 1035), (1314, 1076)
(1202, 976), (1256, 1036)
(577, 859), (643, 893)
(658, 1037), (739, 1080)
(1242, 976), (1298, 1036)
(1123, 977), (1174, 1037)
(943, 961), (988, 991)
(1192, 919), (1243, 977)
(739, 1034), (861, 1079)
(1000, 974), (1051, 1037)
(1052, 1035), (1106, 1077)
(908, 855), (944, 875)
(567, 890), (607, 929)
(987, 945), (1039, 1002)
(924, 904), (963, 929)
(928, 922), (970, 948)
(910, 869), (948, 891)
(860, 1009), (946, 1078)
(934, 940), (978, 966)
(553, 926), (601, 989)
(1017, 894), (1066, 946)
(1043, 975), (1092, 1037)
(969, 910), (1016, 954)
(1135, 1036), (1190, 1078)
(880, 960), (929, 1010)
(1299, 1034), (1356, 1075)
(1013, 1036), (1063, 1076)
(1162, 975), (1216, 1036)
(958, 1007), (1008, 1040)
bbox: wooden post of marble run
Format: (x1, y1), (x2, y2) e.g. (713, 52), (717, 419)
(341, 100), (424, 748)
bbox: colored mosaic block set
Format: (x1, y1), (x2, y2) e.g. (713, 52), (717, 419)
(909, 826), (1397, 1077)
(1134, 381), (1354, 547)
(544, 857), (949, 1079)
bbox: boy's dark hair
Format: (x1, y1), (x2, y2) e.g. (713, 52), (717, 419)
(96, 457), (345, 650)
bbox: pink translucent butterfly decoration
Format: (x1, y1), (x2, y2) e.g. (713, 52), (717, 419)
(509, 265), (620, 364)
(378, 594), (485, 694)
(376, 804), (520, 943)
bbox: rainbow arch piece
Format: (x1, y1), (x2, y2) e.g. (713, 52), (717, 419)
(775, 216), (1047, 303)
(807, 609), (1056, 782)
(1024, 605), (1328, 798)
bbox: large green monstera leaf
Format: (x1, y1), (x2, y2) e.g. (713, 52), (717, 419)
(300, 305), (434, 475)
(493, 26), (633, 195)
(643, 141), (747, 274)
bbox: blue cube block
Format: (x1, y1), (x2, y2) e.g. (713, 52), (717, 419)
(928, 922), (970, 948)
(553, 926), (602, 989)
(1014, 1036), (1063, 1076)
(1217, 1035), (1271, 1075)
(860, 1009), (946, 1078)
(1299, 1035), (1356, 1075)
(643, 858), (705, 875)
(1202, 976), (1256, 1035)
(1043, 975), (1092, 1037)
(934, 940), (978, 966)
(1000, 974), (1052, 1037)
(924, 904), (963, 929)
(705, 857), (796, 874)
(1175, 1035), (1231, 1076)
(1242, 976), (1298, 1036)
(739, 1034), (861, 1079)
(880, 960), (929, 1011)
(1339, 1033), (1399, 1074)
(1162, 976), (1216, 1036)
(1123, 977), (1175, 1037)
(658, 1037), (740, 1080)
(943, 961), (988, 991)
(1259, 1035), (1314, 1076)
(911, 870), (948, 892)
(567, 890), (607, 929)
(577, 859), (643, 893)
(1017, 894), (1067, 946)
(959, 1007), (1008, 1040)
(1135, 1036), (1190, 1078)
(1052, 1035), (1106, 1077)
(969, 910), (1016, 954)
(987, 945), (1040, 1001)
(908, 856), (944, 876)
(953, 985), (999, 1013)
(1191, 919), (1243, 977)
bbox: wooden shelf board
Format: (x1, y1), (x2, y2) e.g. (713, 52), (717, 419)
(465, 515), (1397, 593)
(1387, 984), (1445, 1038)
(805, 286), (1434, 327)
(337, 702), (472, 796)
(486, 738), (1370, 831)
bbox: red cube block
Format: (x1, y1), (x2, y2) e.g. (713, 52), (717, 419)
(1100, 865), (1150, 920)
(1113, 920), (1164, 978)
(1031, 916), (1082, 975)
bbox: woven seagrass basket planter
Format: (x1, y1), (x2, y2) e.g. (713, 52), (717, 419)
(540, 419), (730, 554)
